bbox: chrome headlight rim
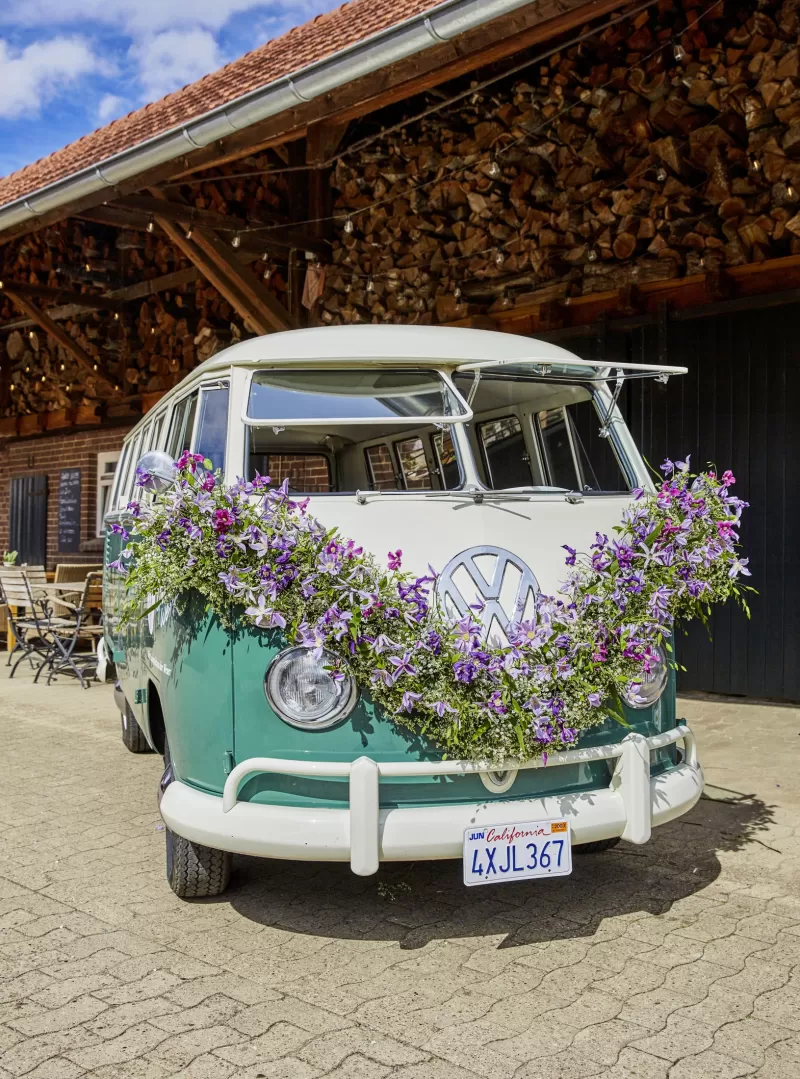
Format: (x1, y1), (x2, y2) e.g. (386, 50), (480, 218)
(264, 645), (357, 731)
(621, 644), (670, 710)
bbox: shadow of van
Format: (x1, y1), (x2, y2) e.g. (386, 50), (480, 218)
(211, 786), (774, 950)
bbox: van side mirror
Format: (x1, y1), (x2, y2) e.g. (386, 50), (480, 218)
(136, 450), (178, 492)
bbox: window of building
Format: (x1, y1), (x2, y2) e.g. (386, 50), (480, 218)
(96, 452), (121, 534)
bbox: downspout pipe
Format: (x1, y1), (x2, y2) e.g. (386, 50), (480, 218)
(0, 0), (539, 233)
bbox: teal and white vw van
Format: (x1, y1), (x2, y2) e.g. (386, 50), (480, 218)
(103, 325), (702, 898)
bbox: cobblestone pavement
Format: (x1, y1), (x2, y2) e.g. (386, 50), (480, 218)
(1, 666), (799, 1079)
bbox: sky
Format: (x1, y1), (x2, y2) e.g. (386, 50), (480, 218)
(0, 1), (341, 180)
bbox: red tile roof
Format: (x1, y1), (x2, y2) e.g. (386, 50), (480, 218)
(0, 0), (441, 210)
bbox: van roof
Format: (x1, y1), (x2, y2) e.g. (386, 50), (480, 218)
(128, 324), (682, 436)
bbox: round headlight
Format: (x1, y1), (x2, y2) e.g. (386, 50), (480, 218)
(621, 645), (669, 709)
(265, 646), (356, 730)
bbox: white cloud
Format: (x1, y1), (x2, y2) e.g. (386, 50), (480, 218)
(0, 36), (104, 119)
(97, 92), (126, 122)
(130, 28), (223, 101)
(1, 1), (287, 36)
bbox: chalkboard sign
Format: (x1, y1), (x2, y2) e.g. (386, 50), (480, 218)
(58, 469), (81, 552)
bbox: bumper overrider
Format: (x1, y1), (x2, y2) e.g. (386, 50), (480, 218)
(159, 725), (703, 876)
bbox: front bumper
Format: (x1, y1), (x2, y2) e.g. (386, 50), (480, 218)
(159, 725), (702, 877)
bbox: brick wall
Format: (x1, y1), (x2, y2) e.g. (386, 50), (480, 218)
(0, 426), (133, 569)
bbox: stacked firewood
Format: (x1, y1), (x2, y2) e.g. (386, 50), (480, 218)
(322, 0), (800, 323)
(0, 221), (248, 415)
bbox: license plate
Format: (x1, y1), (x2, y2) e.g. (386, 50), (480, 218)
(463, 818), (572, 886)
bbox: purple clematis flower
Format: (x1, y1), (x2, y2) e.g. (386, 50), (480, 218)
(388, 651), (417, 681)
(398, 691), (422, 713)
(430, 700), (458, 718)
(245, 594), (286, 629)
(387, 549), (403, 570)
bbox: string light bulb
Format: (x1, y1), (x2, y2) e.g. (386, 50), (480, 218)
(85, 263), (91, 272)
(587, 247), (598, 262)
(494, 251), (505, 266)
(93, 364), (97, 370)
(25, 366), (29, 372)
(656, 167), (667, 182)
(343, 216), (354, 234)
(10, 383), (15, 391)
(261, 251), (269, 261)
(263, 266), (272, 282)
(487, 159), (501, 178)
(231, 232), (241, 249)
(185, 227), (193, 240)
(146, 217), (155, 233)
(788, 183), (796, 198)
(454, 286), (462, 300)
(60, 364), (65, 371)
(673, 43), (686, 62)
(749, 154), (762, 173)
(114, 312), (119, 320)
(366, 278), (375, 292)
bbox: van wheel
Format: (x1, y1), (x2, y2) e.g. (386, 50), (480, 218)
(575, 837), (620, 854)
(121, 701), (151, 753)
(165, 829), (231, 898)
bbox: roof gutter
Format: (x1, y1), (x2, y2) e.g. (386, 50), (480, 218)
(0, 0), (539, 233)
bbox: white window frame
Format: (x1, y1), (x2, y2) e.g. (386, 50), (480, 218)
(96, 451), (121, 536)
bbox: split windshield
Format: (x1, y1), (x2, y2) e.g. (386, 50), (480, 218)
(244, 366), (631, 494)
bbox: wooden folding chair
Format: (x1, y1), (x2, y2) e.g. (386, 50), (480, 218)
(42, 571), (105, 689)
(0, 565), (62, 677)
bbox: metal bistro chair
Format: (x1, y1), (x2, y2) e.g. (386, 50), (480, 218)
(37, 571), (105, 689)
(0, 565), (72, 678)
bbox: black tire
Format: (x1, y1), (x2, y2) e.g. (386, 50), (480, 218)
(165, 828), (231, 898)
(121, 700), (151, 753)
(574, 837), (621, 855)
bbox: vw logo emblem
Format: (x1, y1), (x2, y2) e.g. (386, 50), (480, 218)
(437, 545), (539, 643)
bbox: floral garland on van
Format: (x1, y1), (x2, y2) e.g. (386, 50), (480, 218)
(115, 457), (751, 763)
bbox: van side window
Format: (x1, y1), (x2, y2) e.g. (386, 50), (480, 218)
(111, 441), (131, 512)
(365, 444), (398, 491)
(195, 385), (229, 473)
(118, 431), (142, 508)
(166, 392), (199, 459)
(536, 407), (579, 489)
(149, 412), (165, 452)
(431, 430), (460, 489)
(395, 437), (431, 490)
(478, 416), (533, 488)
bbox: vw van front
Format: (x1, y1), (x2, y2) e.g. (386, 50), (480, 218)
(105, 326), (708, 898)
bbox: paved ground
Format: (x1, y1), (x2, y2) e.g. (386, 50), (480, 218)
(1, 666), (799, 1079)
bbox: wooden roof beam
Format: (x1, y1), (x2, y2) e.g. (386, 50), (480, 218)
(147, 193), (292, 334)
(3, 290), (117, 390)
(0, 267), (201, 330)
(0, 280), (125, 311)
